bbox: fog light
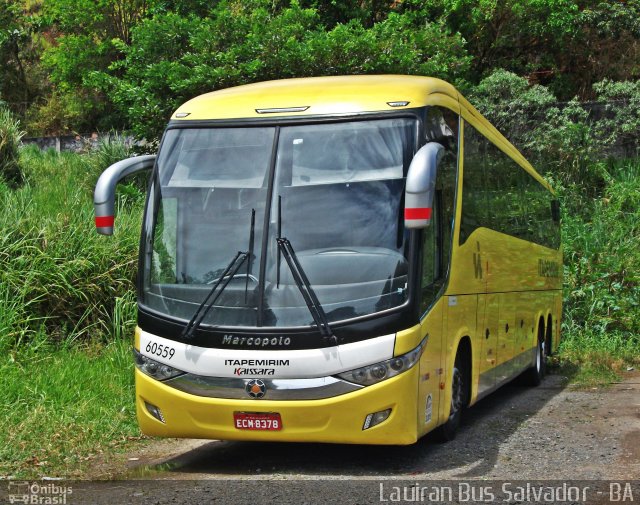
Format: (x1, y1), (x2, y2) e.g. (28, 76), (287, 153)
(362, 408), (392, 430)
(145, 401), (165, 423)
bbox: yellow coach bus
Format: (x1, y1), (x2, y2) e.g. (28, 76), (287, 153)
(94, 75), (562, 444)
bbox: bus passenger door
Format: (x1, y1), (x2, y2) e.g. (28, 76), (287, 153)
(477, 293), (499, 396)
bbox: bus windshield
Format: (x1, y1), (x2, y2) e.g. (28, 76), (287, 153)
(141, 117), (417, 329)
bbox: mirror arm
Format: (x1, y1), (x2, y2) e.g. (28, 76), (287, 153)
(94, 155), (156, 235)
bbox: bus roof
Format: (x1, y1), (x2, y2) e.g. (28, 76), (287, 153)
(171, 75), (458, 120)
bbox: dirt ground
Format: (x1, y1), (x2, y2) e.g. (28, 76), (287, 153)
(17, 371), (637, 504)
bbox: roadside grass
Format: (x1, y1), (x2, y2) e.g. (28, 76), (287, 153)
(0, 337), (140, 479)
(549, 346), (636, 388)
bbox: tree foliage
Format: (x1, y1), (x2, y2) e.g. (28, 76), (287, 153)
(91, 0), (470, 140)
(0, 0), (638, 136)
(0, 0), (41, 117)
(402, 0), (640, 98)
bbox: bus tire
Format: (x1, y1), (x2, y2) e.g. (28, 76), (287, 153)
(436, 349), (468, 442)
(523, 326), (546, 387)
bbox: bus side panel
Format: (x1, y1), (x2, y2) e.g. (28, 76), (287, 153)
(445, 233), (486, 296)
(476, 293), (499, 399)
(515, 292), (538, 371)
(496, 292), (516, 384)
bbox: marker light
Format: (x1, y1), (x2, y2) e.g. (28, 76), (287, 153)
(133, 348), (185, 381)
(336, 337), (427, 386)
(363, 409), (392, 430)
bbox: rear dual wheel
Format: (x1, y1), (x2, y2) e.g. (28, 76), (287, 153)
(523, 327), (546, 386)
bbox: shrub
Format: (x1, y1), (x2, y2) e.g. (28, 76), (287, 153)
(469, 70), (640, 191)
(593, 79), (640, 158)
(560, 158), (640, 365)
(468, 69), (556, 144)
(0, 145), (143, 348)
(0, 107), (25, 188)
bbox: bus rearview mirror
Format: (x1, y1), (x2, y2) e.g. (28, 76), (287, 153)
(404, 142), (444, 229)
(94, 155), (156, 235)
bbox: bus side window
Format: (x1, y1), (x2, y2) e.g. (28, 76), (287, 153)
(461, 121), (559, 249)
(485, 142), (527, 239)
(460, 122), (488, 244)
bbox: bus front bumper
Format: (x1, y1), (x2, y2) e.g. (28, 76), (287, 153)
(135, 367), (419, 445)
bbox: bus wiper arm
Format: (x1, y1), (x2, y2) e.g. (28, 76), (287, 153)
(181, 251), (249, 340)
(276, 237), (337, 345)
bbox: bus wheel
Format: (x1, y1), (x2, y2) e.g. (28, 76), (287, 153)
(436, 352), (467, 442)
(523, 328), (546, 386)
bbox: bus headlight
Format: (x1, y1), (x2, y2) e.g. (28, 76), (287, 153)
(133, 348), (185, 381)
(336, 337), (427, 386)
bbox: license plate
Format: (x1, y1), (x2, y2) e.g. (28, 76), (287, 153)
(234, 412), (282, 431)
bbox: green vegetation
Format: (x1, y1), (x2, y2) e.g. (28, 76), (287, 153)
(1, 0), (639, 138)
(0, 140), (144, 478)
(0, 143), (142, 346)
(0, 338), (138, 478)
(557, 158), (640, 385)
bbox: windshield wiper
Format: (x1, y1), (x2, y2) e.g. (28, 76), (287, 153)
(276, 237), (337, 345)
(181, 251), (249, 340)
(181, 210), (256, 340)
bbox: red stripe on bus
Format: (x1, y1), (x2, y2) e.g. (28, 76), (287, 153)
(404, 208), (432, 220)
(95, 215), (114, 227)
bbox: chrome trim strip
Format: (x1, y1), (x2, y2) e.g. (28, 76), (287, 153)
(163, 374), (362, 400)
